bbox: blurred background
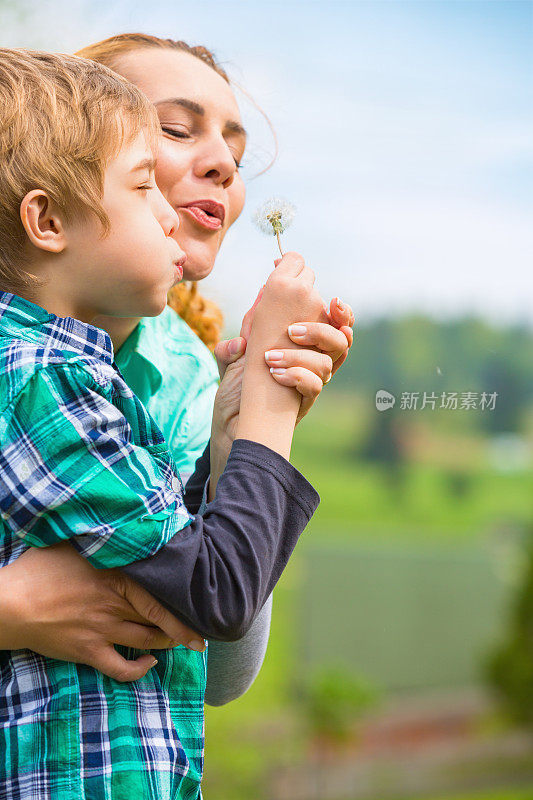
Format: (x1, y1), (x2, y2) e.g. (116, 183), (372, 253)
(1, 1), (532, 797)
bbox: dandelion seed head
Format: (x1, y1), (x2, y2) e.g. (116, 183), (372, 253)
(253, 197), (296, 236)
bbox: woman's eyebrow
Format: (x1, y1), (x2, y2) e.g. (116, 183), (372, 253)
(155, 97), (247, 137)
(225, 120), (247, 138)
(155, 97), (204, 115)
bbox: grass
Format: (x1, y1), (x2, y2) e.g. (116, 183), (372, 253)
(419, 791), (533, 800)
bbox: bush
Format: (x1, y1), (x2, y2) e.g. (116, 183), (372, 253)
(302, 664), (381, 743)
(486, 524), (533, 726)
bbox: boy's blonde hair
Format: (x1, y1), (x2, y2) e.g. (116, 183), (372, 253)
(0, 47), (159, 298)
(77, 34), (226, 350)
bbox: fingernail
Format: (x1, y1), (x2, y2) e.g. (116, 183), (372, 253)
(270, 367), (286, 375)
(265, 350), (284, 362)
(229, 338), (242, 356)
(150, 658), (158, 667)
(288, 324), (307, 337)
(336, 297), (345, 311)
(187, 639), (206, 652)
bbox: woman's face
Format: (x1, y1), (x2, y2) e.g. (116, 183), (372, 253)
(114, 48), (246, 282)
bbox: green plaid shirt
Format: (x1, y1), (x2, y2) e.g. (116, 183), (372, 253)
(0, 292), (207, 799)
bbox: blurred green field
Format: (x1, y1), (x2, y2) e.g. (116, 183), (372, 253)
(421, 792), (533, 800)
(299, 542), (510, 690)
(291, 392), (532, 541)
(203, 390), (533, 799)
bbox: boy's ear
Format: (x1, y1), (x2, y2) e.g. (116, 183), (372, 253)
(20, 190), (67, 254)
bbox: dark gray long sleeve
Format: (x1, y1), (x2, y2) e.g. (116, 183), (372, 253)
(185, 449), (274, 706)
(121, 439), (319, 642)
(181, 440), (211, 515)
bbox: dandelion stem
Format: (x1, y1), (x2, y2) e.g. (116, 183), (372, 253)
(276, 231), (283, 257)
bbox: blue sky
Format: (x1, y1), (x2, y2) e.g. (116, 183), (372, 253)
(2, 0), (531, 328)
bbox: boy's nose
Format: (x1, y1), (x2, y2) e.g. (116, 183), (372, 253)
(151, 185), (179, 238)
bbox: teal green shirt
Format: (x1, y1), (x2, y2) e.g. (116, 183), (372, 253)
(115, 304), (219, 484)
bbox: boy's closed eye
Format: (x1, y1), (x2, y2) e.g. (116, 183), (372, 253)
(130, 156), (157, 192)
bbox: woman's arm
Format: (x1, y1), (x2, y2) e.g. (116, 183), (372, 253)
(205, 594), (272, 706)
(0, 543), (206, 678)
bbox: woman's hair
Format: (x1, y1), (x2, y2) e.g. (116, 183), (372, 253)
(0, 46), (159, 299)
(76, 33), (227, 350)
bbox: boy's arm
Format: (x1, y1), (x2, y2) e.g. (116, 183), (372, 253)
(206, 252), (328, 500)
(122, 438), (318, 641)
(231, 251), (325, 460)
(1, 359), (318, 642)
(181, 441), (211, 513)
(123, 254), (326, 639)
(0, 363), (191, 569)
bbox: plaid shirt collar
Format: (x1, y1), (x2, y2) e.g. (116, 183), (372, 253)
(0, 291), (114, 365)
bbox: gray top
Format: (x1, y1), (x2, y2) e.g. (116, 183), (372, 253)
(205, 593), (272, 706)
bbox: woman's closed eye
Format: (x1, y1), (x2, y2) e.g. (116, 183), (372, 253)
(161, 126), (190, 140)
(161, 125), (243, 170)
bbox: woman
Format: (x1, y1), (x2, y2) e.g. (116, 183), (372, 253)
(0, 33), (354, 796)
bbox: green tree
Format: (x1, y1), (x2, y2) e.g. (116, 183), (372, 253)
(486, 524), (533, 726)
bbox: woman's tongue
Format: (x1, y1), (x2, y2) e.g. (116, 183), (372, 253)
(183, 205), (222, 230)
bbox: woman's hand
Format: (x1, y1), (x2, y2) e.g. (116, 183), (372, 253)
(265, 294), (355, 422)
(212, 280), (355, 445)
(0, 542), (206, 681)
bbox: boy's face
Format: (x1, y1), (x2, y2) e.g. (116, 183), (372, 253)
(64, 129), (185, 321)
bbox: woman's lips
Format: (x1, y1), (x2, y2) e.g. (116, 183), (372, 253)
(180, 201), (225, 231)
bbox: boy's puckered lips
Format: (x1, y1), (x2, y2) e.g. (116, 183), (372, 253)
(179, 199), (225, 230)
(173, 254), (186, 281)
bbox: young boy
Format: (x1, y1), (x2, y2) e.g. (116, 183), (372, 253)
(0, 48), (324, 798)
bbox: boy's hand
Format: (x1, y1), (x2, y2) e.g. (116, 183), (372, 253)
(0, 543), (206, 682)
(247, 251), (328, 352)
(211, 273), (355, 457)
